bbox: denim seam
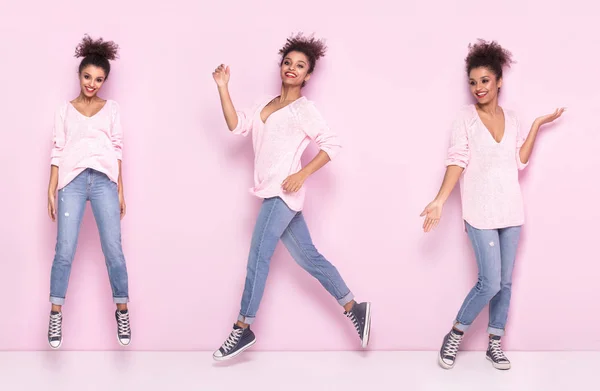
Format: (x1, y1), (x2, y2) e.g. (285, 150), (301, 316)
(98, 237), (117, 298)
(488, 226), (520, 331)
(49, 186), (87, 300)
(91, 183), (123, 298)
(242, 199), (278, 318)
(285, 221), (346, 300)
(456, 227), (483, 325)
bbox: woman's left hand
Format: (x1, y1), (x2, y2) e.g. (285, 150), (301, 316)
(282, 172), (308, 193)
(119, 192), (127, 219)
(535, 107), (566, 126)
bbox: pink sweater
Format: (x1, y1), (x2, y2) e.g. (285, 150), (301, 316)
(233, 96), (342, 211)
(51, 100), (123, 190)
(445, 105), (529, 229)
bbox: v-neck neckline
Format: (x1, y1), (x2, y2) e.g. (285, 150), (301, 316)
(70, 100), (109, 119)
(473, 104), (506, 144)
(260, 96), (305, 124)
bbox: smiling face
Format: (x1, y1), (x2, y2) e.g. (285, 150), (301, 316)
(78, 65), (106, 98)
(468, 66), (502, 104)
(280, 50), (311, 87)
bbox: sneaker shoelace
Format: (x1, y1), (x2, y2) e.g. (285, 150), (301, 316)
(489, 339), (508, 362)
(443, 332), (462, 359)
(221, 328), (244, 353)
(48, 312), (62, 339)
(345, 311), (361, 336)
(116, 311), (131, 336)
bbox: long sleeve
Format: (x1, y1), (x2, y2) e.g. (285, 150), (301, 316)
(231, 97), (270, 137)
(298, 101), (342, 160)
(445, 113), (470, 168)
(231, 109), (253, 136)
(50, 104), (67, 167)
(514, 115), (529, 170)
(111, 101), (123, 160)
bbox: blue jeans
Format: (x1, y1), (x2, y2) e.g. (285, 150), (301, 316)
(239, 197), (354, 324)
(49, 169), (129, 305)
(454, 222), (521, 336)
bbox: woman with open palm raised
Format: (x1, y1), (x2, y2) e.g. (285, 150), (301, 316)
(421, 39), (565, 370)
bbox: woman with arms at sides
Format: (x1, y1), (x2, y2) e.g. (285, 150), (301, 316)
(47, 35), (131, 349)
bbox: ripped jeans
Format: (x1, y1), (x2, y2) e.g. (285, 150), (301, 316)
(453, 222), (522, 336)
(49, 168), (129, 305)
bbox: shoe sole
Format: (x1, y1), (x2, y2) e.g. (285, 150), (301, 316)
(213, 338), (257, 362)
(438, 354), (455, 369)
(486, 355), (511, 370)
(49, 340), (62, 350)
(361, 302), (372, 348)
(118, 335), (131, 347)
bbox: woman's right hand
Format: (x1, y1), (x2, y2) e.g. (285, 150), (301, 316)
(48, 192), (56, 222)
(420, 199), (443, 233)
(212, 64), (230, 87)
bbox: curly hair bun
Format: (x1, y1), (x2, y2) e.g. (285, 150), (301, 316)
(74, 34), (119, 61)
(465, 39), (513, 78)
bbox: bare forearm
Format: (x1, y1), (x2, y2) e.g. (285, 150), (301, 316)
(217, 86), (239, 131)
(118, 160), (124, 195)
(48, 165), (59, 195)
(519, 120), (542, 164)
(300, 150), (331, 178)
(434, 165), (464, 203)
(281, 150), (332, 193)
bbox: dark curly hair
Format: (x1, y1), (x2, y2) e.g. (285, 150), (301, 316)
(278, 33), (327, 86)
(465, 39), (514, 80)
(74, 34), (119, 79)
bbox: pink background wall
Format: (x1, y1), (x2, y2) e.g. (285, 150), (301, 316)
(0, 0), (598, 351)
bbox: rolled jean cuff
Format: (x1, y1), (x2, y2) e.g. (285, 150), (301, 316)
(114, 296), (129, 304)
(453, 321), (470, 333)
(337, 292), (354, 307)
(487, 326), (505, 336)
(50, 296), (65, 305)
(238, 314), (256, 325)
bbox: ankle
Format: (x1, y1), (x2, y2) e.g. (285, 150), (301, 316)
(343, 300), (356, 312)
(235, 321), (249, 329)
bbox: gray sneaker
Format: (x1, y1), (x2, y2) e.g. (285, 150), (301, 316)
(486, 335), (511, 370)
(48, 311), (63, 349)
(213, 324), (257, 361)
(438, 329), (464, 369)
(115, 310), (131, 346)
(344, 301), (371, 348)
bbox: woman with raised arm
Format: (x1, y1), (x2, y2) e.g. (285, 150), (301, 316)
(211, 33), (371, 361)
